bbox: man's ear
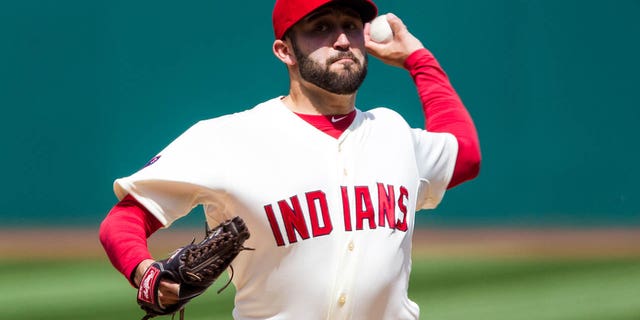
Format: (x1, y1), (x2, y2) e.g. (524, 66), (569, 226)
(273, 39), (296, 66)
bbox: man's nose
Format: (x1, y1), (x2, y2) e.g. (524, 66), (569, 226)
(333, 32), (351, 50)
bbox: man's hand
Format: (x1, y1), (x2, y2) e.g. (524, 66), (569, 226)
(365, 13), (425, 68)
(135, 259), (180, 308)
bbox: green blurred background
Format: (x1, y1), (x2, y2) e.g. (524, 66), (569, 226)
(2, 256), (639, 320)
(1, 0), (639, 319)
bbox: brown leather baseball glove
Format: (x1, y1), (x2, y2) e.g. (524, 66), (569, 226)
(136, 216), (251, 320)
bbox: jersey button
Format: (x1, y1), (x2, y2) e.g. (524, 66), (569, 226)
(343, 168), (348, 176)
(348, 241), (354, 251)
(338, 294), (347, 306)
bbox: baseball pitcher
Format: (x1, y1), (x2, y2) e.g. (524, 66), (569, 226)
(99, 0), (481, 319)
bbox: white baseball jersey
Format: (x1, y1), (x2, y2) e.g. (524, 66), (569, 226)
(114, 96), (458, 320)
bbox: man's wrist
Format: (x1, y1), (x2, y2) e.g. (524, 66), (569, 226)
(132, 259), (155, 287)
(403, 48), (433, 70)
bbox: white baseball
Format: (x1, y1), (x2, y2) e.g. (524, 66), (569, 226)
(369, 15), (393, 43)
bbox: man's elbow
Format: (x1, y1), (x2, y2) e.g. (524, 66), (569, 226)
(448, 138), (481, 188)
(98, 213), (112, 251)
(464, 142), (481, 180)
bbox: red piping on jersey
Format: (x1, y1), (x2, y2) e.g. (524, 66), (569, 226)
(405, 48), (481, 188)
(99, 194), (162, 286)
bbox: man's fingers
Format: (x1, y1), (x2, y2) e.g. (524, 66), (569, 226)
(384, 13), (404, 34)
(158, 280), (180, 307)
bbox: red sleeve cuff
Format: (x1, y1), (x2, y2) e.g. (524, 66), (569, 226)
(403, 48), (436, 71)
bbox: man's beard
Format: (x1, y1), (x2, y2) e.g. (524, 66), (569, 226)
(291, 39), (367, 95)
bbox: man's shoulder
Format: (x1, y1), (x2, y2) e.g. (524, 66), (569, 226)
(360, 106), (410, 127)
(363, 106), (403, 117)
(195, 97), (284, 128)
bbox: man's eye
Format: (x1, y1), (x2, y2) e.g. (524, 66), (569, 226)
(345, 23), (357, 30)
(314, 24), (329, 32)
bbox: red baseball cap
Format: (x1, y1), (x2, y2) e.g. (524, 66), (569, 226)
(272, 0), (378, 39)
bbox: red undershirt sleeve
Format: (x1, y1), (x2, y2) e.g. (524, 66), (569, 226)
(99, 194), (163, 287)
(404, 48), (481, 188)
